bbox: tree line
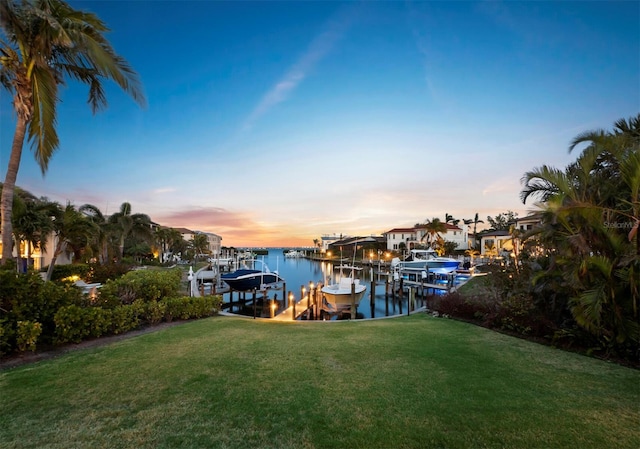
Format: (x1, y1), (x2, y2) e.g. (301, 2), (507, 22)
(0, 191), (210, 279)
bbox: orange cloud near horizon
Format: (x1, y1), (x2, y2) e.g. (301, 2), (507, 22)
(154, 206), (315, 247)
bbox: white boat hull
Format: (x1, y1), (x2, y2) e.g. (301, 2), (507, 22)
(321, 279), (367, 311)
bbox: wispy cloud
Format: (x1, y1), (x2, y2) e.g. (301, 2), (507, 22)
(152, 187), (176, 194)
(241, 5), (357, 131)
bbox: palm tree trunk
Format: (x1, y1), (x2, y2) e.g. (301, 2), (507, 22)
(1, 116), (28, 264)
(46, 238), (66, 281)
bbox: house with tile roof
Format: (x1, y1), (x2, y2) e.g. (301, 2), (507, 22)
(383, 223), (469, 252)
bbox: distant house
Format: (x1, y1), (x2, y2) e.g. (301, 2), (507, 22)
(320, 234), (346, 253)
(174, 227), (222, 255)
(479, 230), (512, 256)
(0, 231), (72, 272)
(383, 223), (469, 252)
(326, 236), (385, 254)
(516, 213), (544, 233)
(479, 213), (544, 257)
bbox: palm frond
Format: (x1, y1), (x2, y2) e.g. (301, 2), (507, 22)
(27, 65), (59, 172)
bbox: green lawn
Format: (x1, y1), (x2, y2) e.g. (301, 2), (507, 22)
(1, 314), (638, 449)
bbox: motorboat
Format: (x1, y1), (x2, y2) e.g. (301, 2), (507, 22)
(284, 249), (303, 258)
(321, 265), (367, 312)
(391, 249), (460, 272)
(221, 260), (284, 291)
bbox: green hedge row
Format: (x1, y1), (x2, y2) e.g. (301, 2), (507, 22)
(0, 266), (221, 357)
(53, 296), (222, 344)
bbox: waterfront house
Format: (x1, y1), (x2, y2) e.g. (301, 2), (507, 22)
(384, 223), (469, 252)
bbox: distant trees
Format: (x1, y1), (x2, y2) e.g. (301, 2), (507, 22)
(486, 211), (518, 231)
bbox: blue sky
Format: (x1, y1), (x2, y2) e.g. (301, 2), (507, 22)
(1, 0), (638, 247)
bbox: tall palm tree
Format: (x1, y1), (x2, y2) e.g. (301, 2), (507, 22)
(0, 0), (146, 264)
(463, 213), (484, 249)
(108, 202), (152, 261)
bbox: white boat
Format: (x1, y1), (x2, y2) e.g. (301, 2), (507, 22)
(284, 249), (303, 258)
(391, 249), (460, 272)
(321, 265), (367, 312)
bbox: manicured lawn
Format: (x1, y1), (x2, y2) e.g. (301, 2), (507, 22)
(1, 314), (638, 449)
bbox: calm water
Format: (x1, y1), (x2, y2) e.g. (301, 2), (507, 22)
(221, 249), (449, 320)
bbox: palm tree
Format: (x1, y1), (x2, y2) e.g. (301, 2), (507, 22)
(521, 114), (639, 348)
(79, 203), (112, 264)
(444, 213), (460, 226)
(108, 202), (152, 261)
(0, 0), (146, 264)
(12, 197), (51, 269)
(463, 213), (484, 249)
(190, 233), (210, 261)
(43, 202), (97, 280)
(421, 218), (447, 249)
(154, 227), (172, 264)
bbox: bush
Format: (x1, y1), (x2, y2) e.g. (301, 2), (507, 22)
(1, 270), (83, 347)
(144, 301), (167, 325)
(54, 305), (91, 344)
(88, 263), (132, 284)
(0, 321), (11, 357)
(48, 264), (90, 282)
(98, 268), (183, 306)
(161, 295), (221, 322)
(110, 305), (140, 334)
(16, 321), (42, 352)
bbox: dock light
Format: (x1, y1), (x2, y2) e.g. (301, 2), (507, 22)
(421, 271), (428, 280)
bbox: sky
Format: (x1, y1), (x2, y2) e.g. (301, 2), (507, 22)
(1, 0), (638, 247)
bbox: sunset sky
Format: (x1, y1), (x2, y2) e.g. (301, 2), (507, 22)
(1, 0), (638, 247)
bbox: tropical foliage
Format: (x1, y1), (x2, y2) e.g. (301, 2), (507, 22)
(520, 114), (639, 353)
(0, 0), (145, 264)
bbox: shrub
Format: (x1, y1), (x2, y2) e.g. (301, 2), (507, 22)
(49, 264), (90, 282)
(16, 321), (42, 352)
(86, 307), (113, 339)
(98, 269), (183, 306)
(144, 301), (167, 325)
(54, 305), (91, 344)
(88, 263), (132, 284)
(110, 305), (140, 334)
(161, 295), (222, 322)
(1, 270), (83, 347)
(0, 321), (11, 357)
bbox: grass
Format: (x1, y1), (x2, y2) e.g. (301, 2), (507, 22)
(1, 314), (638, 449)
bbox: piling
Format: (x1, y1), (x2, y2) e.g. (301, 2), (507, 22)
(370, 279), (375, 307)
(350, 282), (356, 319)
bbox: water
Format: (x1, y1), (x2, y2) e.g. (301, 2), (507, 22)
(221, 249), (465, 320)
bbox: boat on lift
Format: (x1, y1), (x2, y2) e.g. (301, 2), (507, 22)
(391, 249), (460, 272)
(221, 260), (284, 291)
(321, 264), (367, 312)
